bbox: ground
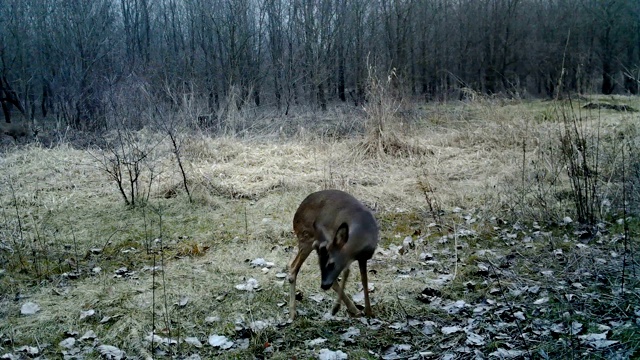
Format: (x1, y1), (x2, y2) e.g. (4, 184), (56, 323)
(0, 96), (639, 359)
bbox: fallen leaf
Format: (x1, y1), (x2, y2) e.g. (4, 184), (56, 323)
(176, 296), (189, 307)
(441, 326), (462, 335)
(208, 335), (234, 349)
(79, 309), (95, 320)
(488, 348), (524, 358)
(145, 333), (177, 346)
(318, 348), (348, 360)
(20, 302), (40, 315)
(235, 278), (260, 291)
(79, 330), (97, 341)
(533, 297), (549, 305)
(236, 338), (250, 350)
(422, 321), (437, 335)
(389, 322), (408, 332)
(340, 327), (360, 343)
(578, 332), (619, 349)
(97, 345), (125, 360)
(250, 320), (270, 331)
(0, 353), (19, 360)
(402, 236), (414, 249)
(250, 258), (275, 268)
(352, 291), (364, 303)
(514, 311), (525, 320)
(420, 252), (434, 260)
(184, 337), (203, 348)
(570, 321), (583, 335)
(15, 346), (39, 356)
(442, 300), (466, 314)
(306, 338), (327, 347)
(381, 346), (400, 360)
(58, 337), (76, 349)
(550, 323), (565, 333)
(465, 332), (486, 346)
(360, 317), (384, 330)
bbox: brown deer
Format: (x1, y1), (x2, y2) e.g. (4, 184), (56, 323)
(289, 190), (378, 320)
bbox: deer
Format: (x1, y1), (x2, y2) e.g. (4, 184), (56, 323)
(288, 189), (379, 320)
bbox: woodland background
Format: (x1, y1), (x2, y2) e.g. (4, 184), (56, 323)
(1, 0), (639, 131)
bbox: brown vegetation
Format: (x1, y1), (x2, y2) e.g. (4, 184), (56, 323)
(0, 121), (33, 142)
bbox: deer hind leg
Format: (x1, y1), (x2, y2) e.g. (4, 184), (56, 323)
(359, 259), (373, 317)
(288, 241), (313, 320)
(331, 268), (360, 316)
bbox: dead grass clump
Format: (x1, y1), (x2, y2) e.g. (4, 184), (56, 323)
(356, 68), (431, 159)
(158, 182), (180, 199)
(181, 135), (241, 162)
(175, 240), (210, 257)
(190, 138), (336, 202)
(444, 101), (541, 151)
(356, 132), (432, 159)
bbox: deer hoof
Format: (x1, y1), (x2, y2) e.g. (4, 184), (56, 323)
(331, 303), (341, 315)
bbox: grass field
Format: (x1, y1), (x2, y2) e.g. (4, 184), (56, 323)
(1, 95), (639, 359)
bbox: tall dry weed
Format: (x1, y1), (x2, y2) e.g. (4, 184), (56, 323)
(356, 67), (426, 158)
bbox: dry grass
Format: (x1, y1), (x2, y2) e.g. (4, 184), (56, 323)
(0, 98), (638, 358)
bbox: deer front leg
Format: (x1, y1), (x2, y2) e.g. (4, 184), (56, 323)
(331, 268), (360, 316)
(288, 244), (313, 320)
(359, 259), (373, 317)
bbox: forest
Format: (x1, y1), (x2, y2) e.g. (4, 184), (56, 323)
(1, 0), (639, 131)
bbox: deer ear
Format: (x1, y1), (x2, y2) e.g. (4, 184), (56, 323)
(333, 223), (349, 249)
